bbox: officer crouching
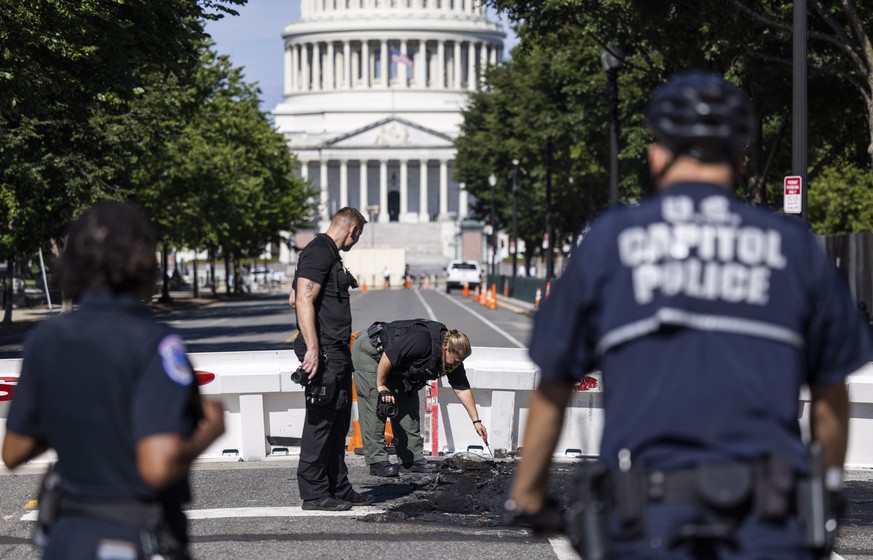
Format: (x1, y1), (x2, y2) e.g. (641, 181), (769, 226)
(351, 320), (488, 476)
(504, 72), (873, 559)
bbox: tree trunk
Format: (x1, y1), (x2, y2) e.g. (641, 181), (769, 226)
(209, 248), (216, 297)
(224, 254), (231, 294)
(2, 256), (14, 324)
(192, 254), (200, 299)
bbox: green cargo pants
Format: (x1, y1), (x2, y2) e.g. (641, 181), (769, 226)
(351, 334), (425, 466)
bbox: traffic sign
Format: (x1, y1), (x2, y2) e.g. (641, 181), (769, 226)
(784, 176), (802, 214)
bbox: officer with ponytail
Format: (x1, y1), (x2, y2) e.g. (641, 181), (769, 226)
(352, 320), (488, 477)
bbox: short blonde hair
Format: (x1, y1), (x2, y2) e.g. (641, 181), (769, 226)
(445, 329), (472, 360)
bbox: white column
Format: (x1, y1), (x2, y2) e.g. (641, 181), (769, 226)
(454, 0), (463, 12)
(489, 42), (497, 66)
(300, 160), (310, 181)
(362, 40), (371, 88)
(292, 45), (300, 92)
(400, 40), (409, 88)
(319, 159), (329, 221)
(326, 41), (335, 90)
(459, 182), (468, 219)
(467, 41), (476, 91)
(303, 44), (311, 91)
(437, 40), (446, 89)
(479, 41), (487, 85)
(379, 160), (389, 223)
(439, 159), (448, 219)
(419, 160), (428, 221)
(453, 41), (462, 90)
(380, 40), (389, 88)
(417, 40), (427, 87)
(284, 46), (292, 96)
(399, 159), (409, 221)
(339, 160), (349, 208)
(312, 43), (321, 91)
(359, 160), (368, 210)
(343, 41), (351, 89)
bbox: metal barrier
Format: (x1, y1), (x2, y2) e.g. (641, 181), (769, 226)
(1, 351), (872, 468)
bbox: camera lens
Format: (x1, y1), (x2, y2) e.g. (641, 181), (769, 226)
(291, 367), (309, 386)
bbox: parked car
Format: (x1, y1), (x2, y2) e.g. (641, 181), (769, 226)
(445, 260), (481, 294)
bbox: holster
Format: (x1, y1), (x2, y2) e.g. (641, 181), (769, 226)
(33, 463), (63, 549)
(565, 461), (612, 560)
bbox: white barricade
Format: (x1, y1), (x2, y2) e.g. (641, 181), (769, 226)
(1, 351), (872, 468)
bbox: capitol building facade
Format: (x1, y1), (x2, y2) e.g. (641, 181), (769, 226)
(273, 0), (505, 271)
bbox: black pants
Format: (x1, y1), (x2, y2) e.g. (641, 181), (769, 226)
(295, 341), (354, 501)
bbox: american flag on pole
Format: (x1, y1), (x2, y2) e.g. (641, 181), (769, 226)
(390, 48), (412, 66)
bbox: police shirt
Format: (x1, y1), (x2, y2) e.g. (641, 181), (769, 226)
(7, 291), (201, 506)
(385, 323), (470, 389)
(294, 233), (352, 347)
(530, 182), (873, 474)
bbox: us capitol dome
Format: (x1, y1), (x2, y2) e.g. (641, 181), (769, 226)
(273, 0), (506, 271)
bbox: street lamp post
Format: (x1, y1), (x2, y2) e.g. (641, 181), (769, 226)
(601, 46), (622, 206)
(511, 159), (519, 286)
(488, 173), (497, 278)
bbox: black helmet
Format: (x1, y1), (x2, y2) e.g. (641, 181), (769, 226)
(646, 72), (753, 163)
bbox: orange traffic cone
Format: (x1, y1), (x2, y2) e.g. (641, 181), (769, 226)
(503, 279), (509, 297)
(488, 284), (497, 310)
(347, 377), (363, 454)
(473, 285), (480, 303)
(361, 281), (368, 293)
(462, 283), (470, 298)
(534, 287), (542, 309)
(545, 281), (551, 300)
(384, 418), (395, 449)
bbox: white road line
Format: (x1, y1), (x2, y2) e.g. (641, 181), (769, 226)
(22, 506), (386, 522)
(414, 289), (439, 321)
(437, 291), (526, 348)
(831, 554), (845, 560)
(548, 536), (578, 560)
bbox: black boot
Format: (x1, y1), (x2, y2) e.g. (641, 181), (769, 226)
(369, 461), (400, 477)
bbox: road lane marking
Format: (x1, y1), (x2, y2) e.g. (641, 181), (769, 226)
(285, 329), (299, 344)
(436, 292), (526, 348)
(22, 506), (386, 522)
(414, 290), (438, 321)
(24, 500), (37, 510)
(548, 536), (577, 560)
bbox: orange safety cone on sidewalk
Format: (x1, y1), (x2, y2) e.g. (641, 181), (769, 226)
(534, 287), (542, 309)
(462, 283), (470, 298)
(503, 279), (509, 297)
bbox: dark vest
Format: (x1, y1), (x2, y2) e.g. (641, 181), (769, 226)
(382, 319), (446, 389)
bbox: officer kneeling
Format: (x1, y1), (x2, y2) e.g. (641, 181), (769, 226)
(351, 320), (488, 476)
(505, 73), (873, 559)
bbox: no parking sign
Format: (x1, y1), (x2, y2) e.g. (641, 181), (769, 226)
(784, 176), (802, 214)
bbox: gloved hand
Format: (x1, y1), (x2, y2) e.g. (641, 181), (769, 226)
(503, 497), (566, 536)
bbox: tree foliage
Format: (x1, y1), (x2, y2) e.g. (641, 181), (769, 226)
(457, 0), (873, 255)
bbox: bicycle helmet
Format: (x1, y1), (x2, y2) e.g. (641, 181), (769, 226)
(646, 72), (753, 163)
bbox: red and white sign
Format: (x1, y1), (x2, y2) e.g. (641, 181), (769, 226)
(784, 176), (802, 214)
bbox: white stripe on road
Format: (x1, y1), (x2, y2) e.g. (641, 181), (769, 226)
(22, 506), (385, 522)
(831, 554), (845, 560)
(548, 536), (578, 560)
(414, 289), (439, 321)
(437, 291), (526, 348)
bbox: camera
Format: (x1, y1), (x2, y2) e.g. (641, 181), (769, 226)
(291, 366), (310, 387)
(376, 390), (398, 419)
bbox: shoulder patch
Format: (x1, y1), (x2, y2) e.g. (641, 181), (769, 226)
(158, 334), (193, 386)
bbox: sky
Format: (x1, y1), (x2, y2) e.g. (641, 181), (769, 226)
(204, 0), (517, 115)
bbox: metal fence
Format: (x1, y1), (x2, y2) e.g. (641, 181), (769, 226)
(818, 232), (873, 310)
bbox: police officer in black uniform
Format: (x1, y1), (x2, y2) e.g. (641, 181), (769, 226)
(2, 202), (225, 559)
(293, 206), (371, 511)
(506, 73), (873, 558)
(351, 320), (488, 476)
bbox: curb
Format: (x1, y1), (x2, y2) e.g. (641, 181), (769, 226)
(495, 295), (536, 317)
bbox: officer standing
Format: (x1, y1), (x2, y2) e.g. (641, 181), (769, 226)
(506, 73), (873, 558)
(1, 202), (225, 559)
(351, 320), (488, 477)
(293, 207), (371, 511)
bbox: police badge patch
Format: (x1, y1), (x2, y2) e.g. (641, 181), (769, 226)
(158, 334), (193, 386)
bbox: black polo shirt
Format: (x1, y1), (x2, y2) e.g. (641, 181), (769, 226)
(385, 323), (470, 389)
(294, 233), (352, 347)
